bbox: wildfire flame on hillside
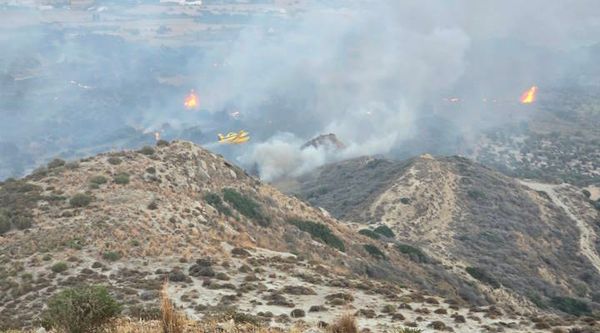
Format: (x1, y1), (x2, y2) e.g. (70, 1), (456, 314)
(184, 90), (199, 110)
(520, 86), (538, 104)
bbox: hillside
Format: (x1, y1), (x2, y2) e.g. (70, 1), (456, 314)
(1, 141), (598, 332)
(281, 154), (600, 319)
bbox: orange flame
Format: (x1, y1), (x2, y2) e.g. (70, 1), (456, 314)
(184, 90), (199, 110)
(520, 86), (538, 104)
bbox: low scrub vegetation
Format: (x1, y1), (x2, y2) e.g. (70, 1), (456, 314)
(50, 262), (68, 274)
(204, 193), (232, 216)
(223, 189), (269, 226)
(107, 157), (122, 165)
(550, 296), (591, 316)
(70, 193), (92, 208)
(42, 285), (121, 333)
(465, 266), (500, 288)
(47, 158), (66, 169)
(103, 251), (122, 262)
(138, 146), (156, 156)
(287, 218), (345, 252)
(114, 172), (130, 185)
(373, 225), (395, 238)
(395, 243), (428, 263)
(363, 244), (386, 260)
(89, 175), (108, 185)
(358, 229), (380, 240)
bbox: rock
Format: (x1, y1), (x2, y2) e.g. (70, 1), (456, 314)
(428, 321), (447, 330)
(391, 313), (405, 321)
(282, 285), (317, 295)
(189, 264), (215, 277)
(309, 305), (328, 312)
(231, 247), (251, 257)
(454, 315), (466, 323)
(356, 309), (376, 318)
(290, 309), (306, 318)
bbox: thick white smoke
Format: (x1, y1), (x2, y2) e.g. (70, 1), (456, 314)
(200, 2), (471, 180)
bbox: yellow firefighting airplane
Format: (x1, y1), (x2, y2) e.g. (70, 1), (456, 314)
(217, 130), (250, 144)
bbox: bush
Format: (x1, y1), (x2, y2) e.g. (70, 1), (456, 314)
(465, 266), (500, 288)
(156, 140), (169, 147)
(395, 243), (428, 263)
(70, 194), (92, 208)
(89, 176), (108, 185)
(102, 251), (122, 262)
(329, 314), (358, 333)
(205, 193), (231, 216)
(374, 225), (395, 238)
(113, 173), (130, 185)
(363, 244), (386, 260)
(223, 189), (269, 226)
(12, 215), (33, 230)
(0, 212), (11, 235)
(51, 262), (68, 273)
(42, 285), (121, 333)
(48, 158), (66, 169)
(550, 297), (591, 316)
(287, 218), (345, 252)
(107, 157), (122, 165)
(358, 229), (380, 240)
(146, 167), (156, 174)
(138, 146), (155, 156)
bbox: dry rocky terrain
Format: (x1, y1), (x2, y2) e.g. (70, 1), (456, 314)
(2, 141), (599, 332)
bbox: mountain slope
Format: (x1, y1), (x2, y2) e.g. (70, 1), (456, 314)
(282, 154), (600, 316)
(2, 142), (598, 332)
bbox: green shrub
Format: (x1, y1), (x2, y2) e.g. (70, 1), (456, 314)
(0, 212), (11, 235)
(395, 243), (428, 263)
(156, 140), (169, 147)
(107, 157), (122, 165)
(223, 189), (269, 226)
(138, 146), (155, 156)
(70, 193), (92, 208)
(465, 266), (500, 288)
(102, 251), (122, 262)
(550, 296), (591, 316)
(145, 167), (156, 174)
(42, 285), (121, 333)
(12, 215), (33, 230)
(89, 176), (108, 185)
(205, 192), (231, 216)
(358, 229), (380, 240)
(287, 218), (345, 252)
(47, 158), (66, 169)
(51, 262), (68, 273)
(363, 244), (386, 260)
(467, 189), (486, 200)
(113, 173), (130, 185)
(374, 225), (395, 238)
(527, 292), (547, 309)
(67, 238), (84, 250)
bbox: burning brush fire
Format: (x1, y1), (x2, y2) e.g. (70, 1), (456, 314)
(184, 90), (199, 110)
(520, 86), (538, 104)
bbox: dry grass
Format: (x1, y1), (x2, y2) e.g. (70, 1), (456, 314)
(160, 282), (185, 333)
(328, 313), (358, 333)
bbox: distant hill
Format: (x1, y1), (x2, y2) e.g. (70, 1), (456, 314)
(280, 154), (600, 318)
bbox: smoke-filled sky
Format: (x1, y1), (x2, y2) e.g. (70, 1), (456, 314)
(1, 0), (600, 180)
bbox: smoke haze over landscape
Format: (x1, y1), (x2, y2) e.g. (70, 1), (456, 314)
(1, 0), (600, 180)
